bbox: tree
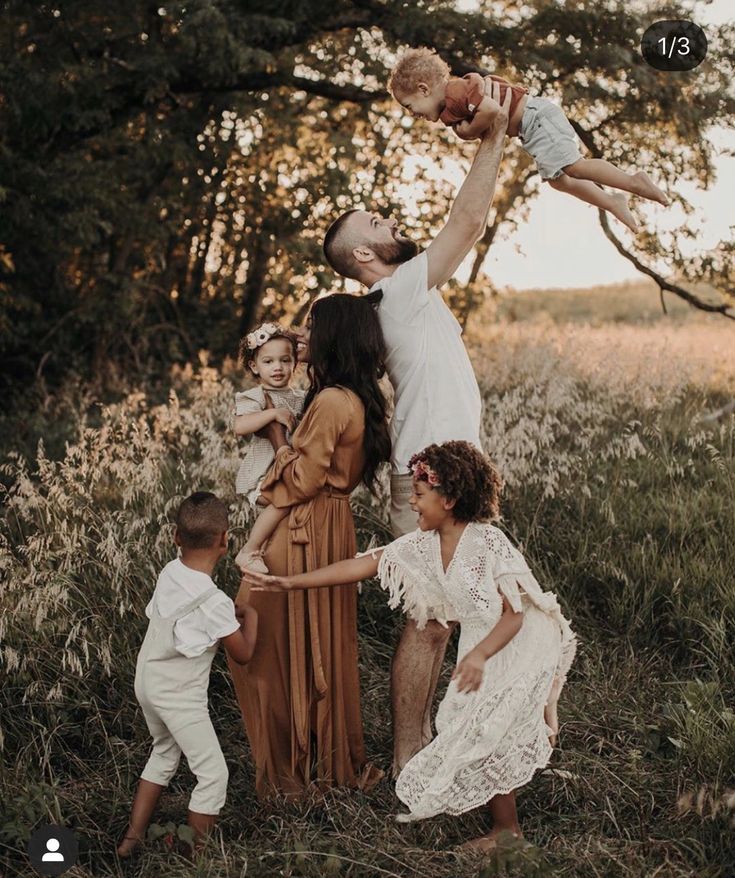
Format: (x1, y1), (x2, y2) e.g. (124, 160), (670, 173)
(1, 0), (732, 399)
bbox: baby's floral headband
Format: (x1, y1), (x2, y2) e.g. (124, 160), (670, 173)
(411, 458), (441, 487)
(245, 322), (287, 352)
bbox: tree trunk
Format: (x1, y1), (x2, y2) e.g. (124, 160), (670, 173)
(239, 234), (272, 338)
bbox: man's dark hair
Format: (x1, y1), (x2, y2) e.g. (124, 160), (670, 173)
(323, 209), (360, 279)
(175, 491), (229, 549)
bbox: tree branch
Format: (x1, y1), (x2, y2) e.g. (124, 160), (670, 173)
(571, 120), (734, 319)
(597, 211), (734, 319)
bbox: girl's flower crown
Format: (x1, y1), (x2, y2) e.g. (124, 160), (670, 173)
(411, 458), (440, 487)
(245, 322), (287, 352)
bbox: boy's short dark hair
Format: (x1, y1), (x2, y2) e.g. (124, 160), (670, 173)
(175, 492), (229, 549)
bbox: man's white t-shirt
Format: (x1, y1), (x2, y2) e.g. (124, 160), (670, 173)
(370, 251), (482, 474)
(145, 558), (240, 657)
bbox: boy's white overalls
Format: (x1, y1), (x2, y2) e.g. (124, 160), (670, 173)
(134, 587), (228, 814)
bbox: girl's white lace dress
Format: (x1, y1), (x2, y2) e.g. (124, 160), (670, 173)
(377, 522), (576, 822)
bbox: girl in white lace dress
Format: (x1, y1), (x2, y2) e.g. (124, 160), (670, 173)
(242, 440), (576, 851)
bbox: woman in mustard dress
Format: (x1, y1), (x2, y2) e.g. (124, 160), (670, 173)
(227, 294), (391, 797)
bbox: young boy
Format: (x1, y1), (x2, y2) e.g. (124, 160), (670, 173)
(117, 492), (257, 857)
(389, 47), (669, 233)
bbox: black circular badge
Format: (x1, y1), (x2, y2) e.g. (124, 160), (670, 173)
(641, 20), (707, 71)
(27, 825), (78, 876)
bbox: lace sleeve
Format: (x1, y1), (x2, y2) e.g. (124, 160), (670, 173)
(484, 525), (577, 682)
(377, 534), (455, 630)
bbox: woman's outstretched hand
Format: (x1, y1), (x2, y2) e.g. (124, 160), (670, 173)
(241, 570), (293, 592)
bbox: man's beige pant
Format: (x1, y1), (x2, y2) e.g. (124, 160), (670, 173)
(390, 473), (418, 538)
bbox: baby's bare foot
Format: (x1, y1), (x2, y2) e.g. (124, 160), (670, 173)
(633, 170), (669, 206)
(235, 548), (269, 575)
(610, 192), (638, 233)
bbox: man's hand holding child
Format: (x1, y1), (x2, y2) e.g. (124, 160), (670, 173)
(455, 79), (511, 141)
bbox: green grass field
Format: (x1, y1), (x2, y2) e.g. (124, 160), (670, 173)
(2, 300), (734, 877)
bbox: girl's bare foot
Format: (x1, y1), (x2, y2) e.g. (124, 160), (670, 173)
(632, 170), (669, 206)
(460, 826), (523, 853)
(117, 828), (144, 858)
(609, 192), (638, 233)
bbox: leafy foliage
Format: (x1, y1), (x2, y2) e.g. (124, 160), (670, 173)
(1, 1), (733, 399)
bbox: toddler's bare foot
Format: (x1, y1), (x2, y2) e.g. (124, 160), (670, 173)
(609, 192), (638, 233)
(235, 547), (269, 575)
(632, 170), (669, 206)
(117, 829), (144, 858)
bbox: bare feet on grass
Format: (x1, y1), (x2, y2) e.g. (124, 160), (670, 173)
(116, 828), (144, 858)
(632, 170), (669, 206)
(459, 826), (524, 854)
(610, 192), (639, 233)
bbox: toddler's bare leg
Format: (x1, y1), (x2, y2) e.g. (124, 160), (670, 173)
(117, 778), (164, 857)
(391, 619), (454, 776)
(549, 174), (639, 232)
(235, 504), (289, 572)
(563, 159), (668, 205)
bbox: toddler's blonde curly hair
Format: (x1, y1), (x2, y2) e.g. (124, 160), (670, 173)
(388, 47), (451, 99)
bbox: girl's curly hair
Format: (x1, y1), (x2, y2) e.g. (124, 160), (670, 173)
(409, 441), (503, 523)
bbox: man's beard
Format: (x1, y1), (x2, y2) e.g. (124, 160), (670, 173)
(371, 235), (419, 266)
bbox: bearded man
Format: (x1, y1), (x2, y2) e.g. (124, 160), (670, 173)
(322, 80), (510, 774)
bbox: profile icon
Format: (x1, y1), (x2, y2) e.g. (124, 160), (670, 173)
(42, 837), (64, 862)
(26, 824), (78, 876)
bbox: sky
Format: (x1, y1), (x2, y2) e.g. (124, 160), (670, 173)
(452, 0), (734, 290)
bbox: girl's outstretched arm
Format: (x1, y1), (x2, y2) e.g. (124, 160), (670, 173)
(452, 596), (523, 693)
(241, 550), (383, 592)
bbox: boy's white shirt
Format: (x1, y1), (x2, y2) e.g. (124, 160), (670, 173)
(370, 250), (482, 473)
(145, 558), (240, 657)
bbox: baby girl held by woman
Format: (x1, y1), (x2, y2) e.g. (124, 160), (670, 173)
(233, 322), (305, 574)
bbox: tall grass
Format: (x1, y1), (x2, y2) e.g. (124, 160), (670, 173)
(1, 319), (734, 876)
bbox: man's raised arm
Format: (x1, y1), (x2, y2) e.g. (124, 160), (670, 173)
(425, 80), (510, 291)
